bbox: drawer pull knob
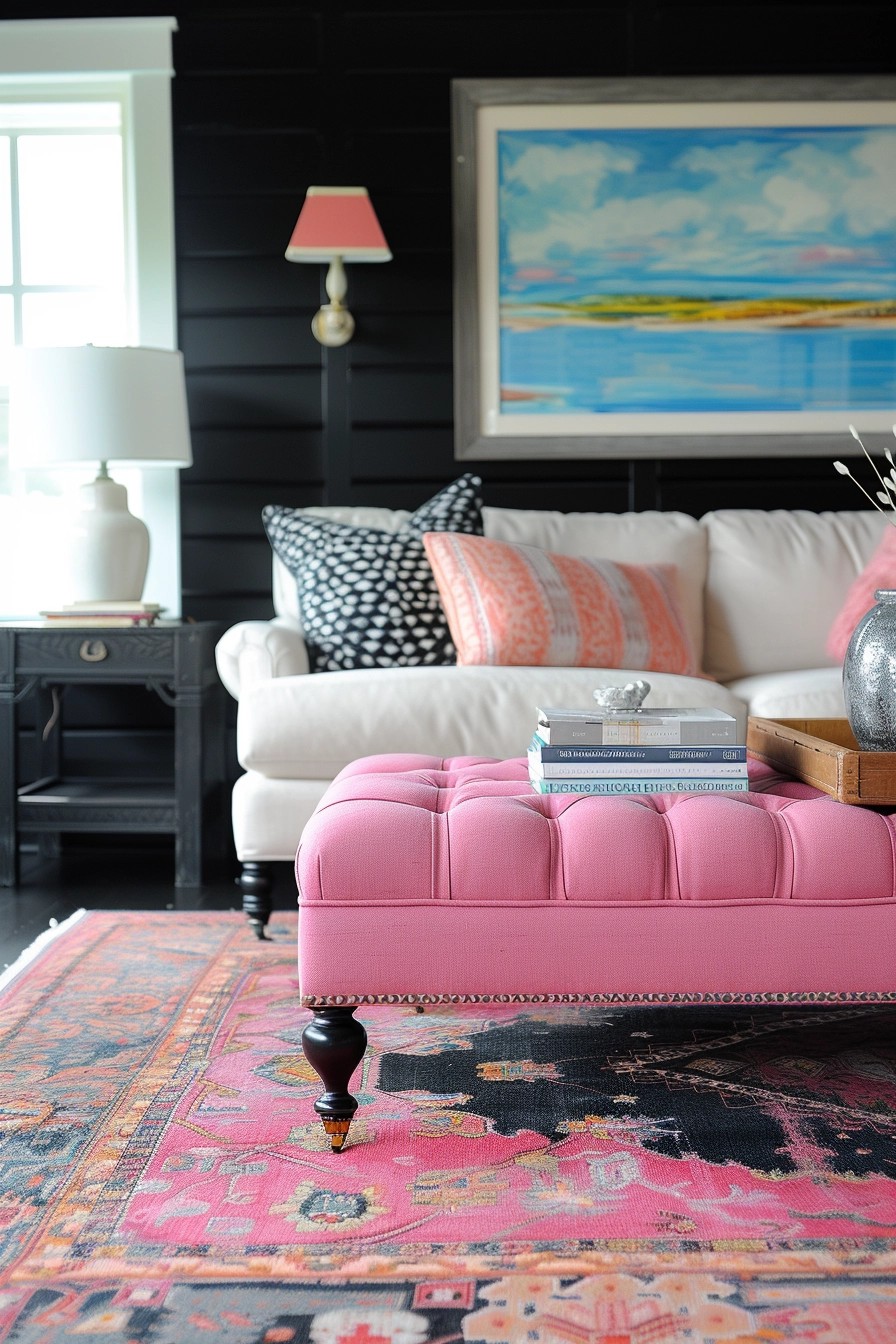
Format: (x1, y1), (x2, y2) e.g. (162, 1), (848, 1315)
(79, 639), (108, 663)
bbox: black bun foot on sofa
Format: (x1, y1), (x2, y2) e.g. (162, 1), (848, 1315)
(301, 1006), (368, 1152)
(237, 861), (274, 939)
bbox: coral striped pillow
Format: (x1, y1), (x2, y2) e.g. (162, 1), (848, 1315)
(827, 523), (896, 661)
(422, 531), (698, 673)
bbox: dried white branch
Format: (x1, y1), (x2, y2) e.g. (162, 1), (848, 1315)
(835, 427), (896, 529)
(850, 424), (891, 496)
(834, 458), (896, 528)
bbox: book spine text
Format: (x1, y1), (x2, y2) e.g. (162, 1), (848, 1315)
(531, 777), (750, 795)
(531, 736), (746, 764)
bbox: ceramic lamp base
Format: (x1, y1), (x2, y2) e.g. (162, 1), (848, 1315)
(66, 473), (150, 603)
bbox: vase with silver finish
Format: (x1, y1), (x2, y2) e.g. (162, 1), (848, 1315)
(843, 589), (896, 750)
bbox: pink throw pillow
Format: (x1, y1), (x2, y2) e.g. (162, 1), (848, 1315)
(422, 531), (699, 673)
(827, 525), (896, 662)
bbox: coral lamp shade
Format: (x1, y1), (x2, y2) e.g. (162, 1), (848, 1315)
(285, 186), (391, 263)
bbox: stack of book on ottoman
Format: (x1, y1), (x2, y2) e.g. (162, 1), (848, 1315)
(528, 705), (747, 795)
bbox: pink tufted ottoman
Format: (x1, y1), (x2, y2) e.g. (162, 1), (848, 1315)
(297, 753), (896, 1150)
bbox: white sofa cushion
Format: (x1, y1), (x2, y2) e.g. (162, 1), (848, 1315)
(725, 667), (846, 720)
(703, 509), (885, 681)
(237, 663), (746, 780)
(231, 773), (329, 862)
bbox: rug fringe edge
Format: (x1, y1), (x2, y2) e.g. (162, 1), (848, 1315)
(0, 908), (88, 993)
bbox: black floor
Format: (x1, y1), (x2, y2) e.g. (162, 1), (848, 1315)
(0, 843), (297, 969)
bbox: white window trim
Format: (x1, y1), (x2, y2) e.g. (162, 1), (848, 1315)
(0, 17), (183, 616)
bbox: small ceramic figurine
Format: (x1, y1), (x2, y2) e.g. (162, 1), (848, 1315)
(592, 680), (651, 710)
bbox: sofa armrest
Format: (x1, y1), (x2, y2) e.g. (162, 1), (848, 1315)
(215, 617), (310, 700)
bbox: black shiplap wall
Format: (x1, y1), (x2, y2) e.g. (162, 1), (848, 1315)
(169, 0), (895, 627)
(4, 0), (894, 798)
(4, 0), (891, 624)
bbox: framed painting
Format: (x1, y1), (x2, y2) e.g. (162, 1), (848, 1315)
(451, 76), (896, 460)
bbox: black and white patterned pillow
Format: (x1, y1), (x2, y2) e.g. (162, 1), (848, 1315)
(262, 474), (483, 672)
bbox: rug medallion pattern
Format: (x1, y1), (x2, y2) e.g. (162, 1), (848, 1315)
(1, 911), (895, 1341)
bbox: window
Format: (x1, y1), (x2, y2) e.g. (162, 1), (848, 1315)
(0, 18), (181, 617)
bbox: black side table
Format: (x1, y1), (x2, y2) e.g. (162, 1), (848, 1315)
(0, 622), (226, 887)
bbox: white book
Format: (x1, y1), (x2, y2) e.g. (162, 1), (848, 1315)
(535, 706), (739, 747)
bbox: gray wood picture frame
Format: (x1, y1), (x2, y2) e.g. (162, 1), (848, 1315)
(451, 75), (896, 462)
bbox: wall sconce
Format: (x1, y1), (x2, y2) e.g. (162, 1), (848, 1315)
(285, 186), (391, 347)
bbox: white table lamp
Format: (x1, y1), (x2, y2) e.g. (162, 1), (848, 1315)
(8, 345), (193, 605)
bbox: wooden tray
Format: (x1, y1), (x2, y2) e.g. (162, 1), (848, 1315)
(747, 717), (896, 806)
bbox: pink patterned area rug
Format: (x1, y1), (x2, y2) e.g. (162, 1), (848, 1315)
(1, 910), (896, 1341)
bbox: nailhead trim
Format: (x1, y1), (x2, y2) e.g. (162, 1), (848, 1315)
(300, 989), (896, 1008)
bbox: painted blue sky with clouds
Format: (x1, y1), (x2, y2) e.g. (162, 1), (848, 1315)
(498, 125), (896, 302)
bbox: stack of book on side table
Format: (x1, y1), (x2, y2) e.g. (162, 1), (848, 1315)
(39, 601), (164, 628)
(529, 705), (747, 795)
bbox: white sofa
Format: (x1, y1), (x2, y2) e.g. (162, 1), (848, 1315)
(216, 502), (883, 933)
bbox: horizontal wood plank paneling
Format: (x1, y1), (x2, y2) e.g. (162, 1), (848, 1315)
(349, 369), (453, 424)
(345, 253), (453, 309)
(176, 194), (297, 255)
(186, 370), (323, 428)
(173, 73), (324, 130)
(178, 257), (322, 313)
(342, 73), (461, 129)
(348, 313), (452, 364)
(7, 0), (887, 822)
(341, 8), (631, 74)
(482, 481), (635, 513)
(632, 5), (895, 74)
(188, 429), (326, 483)
(180, 314), (321, 369)
(184, 595), (277, 626)
(174, 131), (324, 197)
(345, 131), (451, 191)
(350, 426), (460, 478)
(182, 537), (275, 596)
(358, 191), (453, 253)
(343, 473), (634, 514)
(657, 458), (849, 515)
(174, 12), (322, 69)
(181, 482), (304, 535)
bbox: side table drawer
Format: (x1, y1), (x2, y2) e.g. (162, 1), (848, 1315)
(14, 630), (176, 676)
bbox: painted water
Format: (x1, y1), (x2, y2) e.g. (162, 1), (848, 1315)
(500, 323), (896, 415)
(495, 120), (896, 418)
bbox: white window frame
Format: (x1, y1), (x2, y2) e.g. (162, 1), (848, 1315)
(0, 17), (182, 616)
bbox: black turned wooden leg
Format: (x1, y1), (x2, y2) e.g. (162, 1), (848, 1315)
(237, 861), (274, 939)
(301, 1007), (368, 1152)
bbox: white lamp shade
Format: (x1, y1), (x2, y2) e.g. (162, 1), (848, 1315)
(8, 344), (193, 470)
